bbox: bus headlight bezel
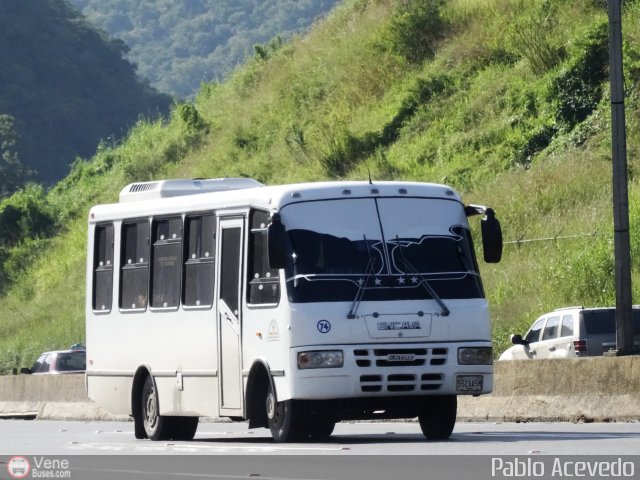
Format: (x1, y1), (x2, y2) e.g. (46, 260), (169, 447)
(458, 347), (493, 365)
(297, 350), (344, 369)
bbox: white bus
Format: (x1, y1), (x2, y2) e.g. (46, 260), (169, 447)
(86, 178), (502, 442)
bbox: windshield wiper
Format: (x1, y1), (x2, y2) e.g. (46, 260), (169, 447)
(347, 235), (375, 319)
(394, 236), (450, 317)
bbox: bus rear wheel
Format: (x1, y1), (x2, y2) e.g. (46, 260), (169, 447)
(141, 376), (172, 441)
(418, 395), (457, 440)
(265, 383), (303, 443)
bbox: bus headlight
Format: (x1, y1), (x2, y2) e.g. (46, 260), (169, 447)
(458, 347), (493, 365)
(297, 350), (344, 369)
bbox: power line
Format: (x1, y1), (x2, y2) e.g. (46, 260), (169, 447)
(503, 231), (607, 246)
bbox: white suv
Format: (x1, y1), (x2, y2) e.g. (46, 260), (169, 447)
(499, 307), (640, 360)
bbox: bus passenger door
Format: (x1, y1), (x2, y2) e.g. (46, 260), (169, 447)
(216, 217), (244, 417)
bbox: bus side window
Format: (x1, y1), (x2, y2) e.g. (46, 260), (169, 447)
(150, 217), (182, 309)
(183, 214), (215, 308)
(248, 210), (280, 306)
(93, 223), (114, 312)
(120, 220), (150, 310)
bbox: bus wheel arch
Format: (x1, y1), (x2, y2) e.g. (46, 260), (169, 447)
(246, 361), (272, 429)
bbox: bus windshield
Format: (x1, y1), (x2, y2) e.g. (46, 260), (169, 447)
(280, 197), (483, 304)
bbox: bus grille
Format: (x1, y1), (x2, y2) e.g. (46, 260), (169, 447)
(359, 373), (444, 393)
(353, 348), (448, 368)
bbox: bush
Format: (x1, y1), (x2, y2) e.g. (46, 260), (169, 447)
(3, 237), (53, 284)
(376, 0), (448, 63)
(0, 185), (56, 247)
(503, 0), (566, 75)
(319, 73), (451, 177)
(176, 103), (208, 134)
(0, 184), (57, 291)
(550, 21), (609, 129)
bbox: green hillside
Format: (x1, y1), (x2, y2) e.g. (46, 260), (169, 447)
(0, 0), (171, 186)
(2, 0), (640, 372)
(69, 0), (340, 98)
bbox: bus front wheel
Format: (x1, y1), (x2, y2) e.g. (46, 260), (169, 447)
(169, 416), (199, 441)
(418, 395), (457, 440)
(265, 383), (303, 442)
(141, 375), (172, 441)
(306, 419), (335, 440)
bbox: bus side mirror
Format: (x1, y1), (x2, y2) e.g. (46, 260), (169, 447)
(481, 208), (502, 263)
(268, 213), (287, 270)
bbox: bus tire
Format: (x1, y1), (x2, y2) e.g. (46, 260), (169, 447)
(169, 417), (199, 441)
(134, 418), (147, 439)
(265, 382), (303, 443)
(418, 395), (456, 440)
(305, 419), (335, 440)
(141, 375), (172, 441)
(132, 371), (148, 439)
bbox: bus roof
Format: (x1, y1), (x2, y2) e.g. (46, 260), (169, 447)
(89, 179), (462, 223)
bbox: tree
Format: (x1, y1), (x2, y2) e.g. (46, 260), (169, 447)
(0, 114), (32, 198)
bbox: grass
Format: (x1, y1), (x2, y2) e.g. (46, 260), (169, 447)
(2, 0), (640, 370)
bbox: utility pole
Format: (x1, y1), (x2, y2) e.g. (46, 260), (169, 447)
(608, 0), (635, 355)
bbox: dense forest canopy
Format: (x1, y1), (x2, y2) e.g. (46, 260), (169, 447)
(69, 0), (340, 98)
(0, 0), (171, 187)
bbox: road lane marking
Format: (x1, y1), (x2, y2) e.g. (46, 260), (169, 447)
(69, 442), (344, 454)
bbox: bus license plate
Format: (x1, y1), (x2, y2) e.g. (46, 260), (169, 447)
(456, 375), (483, 392)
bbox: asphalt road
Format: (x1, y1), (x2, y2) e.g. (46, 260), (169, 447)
(1, 420), (639, 479)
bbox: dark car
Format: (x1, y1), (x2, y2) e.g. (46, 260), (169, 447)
(24, 347), (86, 374)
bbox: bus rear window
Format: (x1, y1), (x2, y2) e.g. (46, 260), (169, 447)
(120, 220), (150, 310)
(183, 214), (215, 308)
(93, 223), (114, 312)
(150, 217), (182, 309)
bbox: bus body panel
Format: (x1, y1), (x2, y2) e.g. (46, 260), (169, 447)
(87, 376), (133, 414)
(285, 299), (491, 346)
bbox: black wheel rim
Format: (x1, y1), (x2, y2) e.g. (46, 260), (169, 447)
(266, 390), (284, 429)
(143, 383), (158, 431)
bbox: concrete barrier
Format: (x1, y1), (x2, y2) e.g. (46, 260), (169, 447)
(1, 357), (639, 422)
(458, 356), (640, 422)
(0, 374), (126, 421)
